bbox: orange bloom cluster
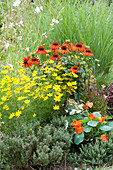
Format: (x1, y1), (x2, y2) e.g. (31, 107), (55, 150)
(98, 116), (107, 123)
(88, 113), (96, 120)
(71, 119), (84, 134)
(101, 134), (108, 142)
(83, 101), (93, 109)
(82, 49), (94, 57)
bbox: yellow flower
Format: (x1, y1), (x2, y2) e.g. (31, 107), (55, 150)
(0, 102), (3, 105)
(47, 93), (53, 97)
(24, 99), (30, 104)
(39, 126), (42, 131)
(0, 113), (2, 117)
(53, 105), (59, 110)
(18, 96), (27, 100)
(54, 95), (61, 102)
(15, 110), (21, 117)
(1, 96), (8, 101)
(33, 113), (36, 117)
(28, 135), (31, 138)
(9, 113), (15, 119)
(67, 82), (72, 86)
(2, 70), (8, 74)
(3, 105), (9, 110)
(30, 128), (32, 131)
(21, 106), (24, 110)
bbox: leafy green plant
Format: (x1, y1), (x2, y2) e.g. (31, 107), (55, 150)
(1, 120), (71, 169)
(66, 103), (113, 145)
(67, 137), (113, 166)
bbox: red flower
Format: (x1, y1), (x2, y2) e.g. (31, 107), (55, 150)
(63, 40), (74, 47)
(101, 134), (108, 142)
(49, 41), (60, 52)
(82, 49), (94, 57)
(83, 105), (88, 109)
(74, 42), (85, 52)
(22, 56), (32, 68)
(71, 119), (81, 128)
(50, 53), (61, 61)
(36, 46), (47, 55)
(31, 57), (39, 65)
(88, 113), (96, 120)
(58, 44), (70, 54)
(75, 126), (84, 134)
(70, 66), (79, 73)
(98, 116), (107, 123)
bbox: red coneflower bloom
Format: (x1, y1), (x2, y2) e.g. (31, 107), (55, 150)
(31, 57), (39, 65)
(50, 53), (61, 61)
(70, 66), (79, 73)
(82, 49), (94, 57)
(58, 44), (70, 54)
(83, 105), (88, 109)
(75, 126), (84, 134)
(74, 42), (85, 52)
(49, 41), (60, 52)
(36, 46), (47, 55)
(22, 56), (32, 68)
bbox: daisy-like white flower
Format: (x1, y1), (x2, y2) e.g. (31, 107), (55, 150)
(13, 0), (21, 7)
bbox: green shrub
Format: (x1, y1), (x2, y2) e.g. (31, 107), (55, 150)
(1, 121), (71, 169)
(67, 137), (113, 166)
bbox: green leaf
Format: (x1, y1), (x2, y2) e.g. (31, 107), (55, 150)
(87, 121), (98, 127)
(81, 119), (89, 123)
(93, 112), (101, 117)
(100, 125), (112, 131)
(74, 132), (84, 145)
(105, 122), (113, 128)
(67, 105), (74, 113)
(84, 126), (92, 133)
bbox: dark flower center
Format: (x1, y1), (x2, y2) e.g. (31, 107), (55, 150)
(24, 60), (28, 64)
(61, 45), (67, 50)
(53, 54), (58, 57)
(76, 44), (82, 47)
(32, 58), (37, 61)
(86, 49), (91, 52)
(53, 42), (59, 45)
(38, 46), (44, 50)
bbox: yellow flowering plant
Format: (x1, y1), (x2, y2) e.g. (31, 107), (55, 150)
(0, 40), (97, 132)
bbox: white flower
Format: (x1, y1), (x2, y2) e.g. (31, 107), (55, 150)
(13, 0), (21, 7)
(101, 84), (106, 89)
(98, 64), (100, 66)
(19, 20), (23, 26)
(9, 22), (14, 28)
(50, 23), (54, 27)
(52, 19), (59, 24)
(40, 6), (43, 11)
(8, 64), (13, 69)
(17, 36), (22, 40)
(104, 95), (108, 99)
(35, 7), (40, 14)
(25, 47), (29, 52)
(4, 43), (9, 49)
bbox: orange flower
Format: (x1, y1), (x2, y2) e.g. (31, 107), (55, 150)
(75, 126), (84, 134)
(88, 113), (96, 120)
(86, 101), (93, 108)
(49, 41), (60, 52)
(101, 134), (108, 141)
(70, 66), (79, 73)
(74, 42), (85, 52)
(83, 105), (88, 109)
(71, 119), (81, 128)
(98, 116), (107, 123)
(63, 41), (74, 47)
(22, 56), (32, 68)
(50, 53), (61, 61)
(36, 46), (47, 55)
(82, 49), (94, 57)
(58, 44), (70, 54)
(31, 57), (39, 65)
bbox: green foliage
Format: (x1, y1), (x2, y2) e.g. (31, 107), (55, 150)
(67, 137), (113, 166)
(1, 121), (71, 169)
